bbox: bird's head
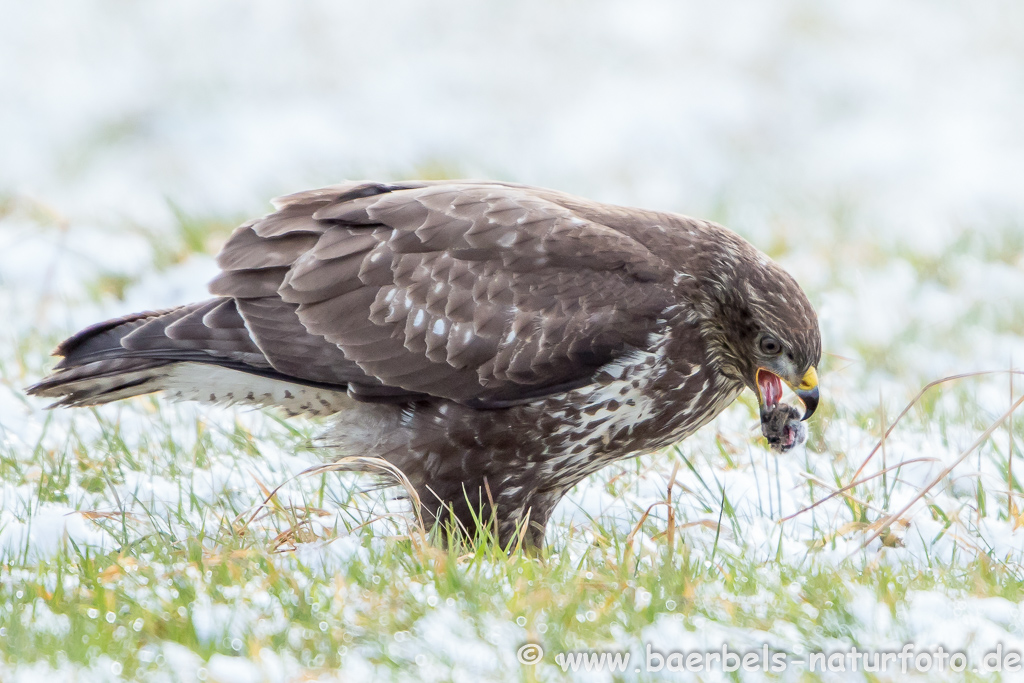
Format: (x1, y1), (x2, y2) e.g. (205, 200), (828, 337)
(697, 236), (821, 422)
(750, 335), (819, 422)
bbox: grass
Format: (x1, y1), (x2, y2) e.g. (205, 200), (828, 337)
(2, 196), (1024, 681)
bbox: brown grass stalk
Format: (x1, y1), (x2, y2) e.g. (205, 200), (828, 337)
(860, 392), (1024, 549)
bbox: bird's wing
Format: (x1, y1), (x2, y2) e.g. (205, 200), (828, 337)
(209, 181), (676, 407)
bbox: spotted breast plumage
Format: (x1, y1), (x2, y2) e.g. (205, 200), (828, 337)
(28, 180), (821, 548)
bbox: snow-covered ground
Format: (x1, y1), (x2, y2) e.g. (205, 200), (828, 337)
(2, 1), (1024, 681)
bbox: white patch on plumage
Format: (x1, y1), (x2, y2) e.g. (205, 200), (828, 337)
(538, 323), (746, 484)
(544, 331), (683, 467)
(160, 363), (352, 416)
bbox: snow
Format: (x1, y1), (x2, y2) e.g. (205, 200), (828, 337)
(0, 506), (117, 562)
(1, 1), (1022, 235)
(205, 655), (263, 683)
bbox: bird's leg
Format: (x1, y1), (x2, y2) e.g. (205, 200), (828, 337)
(414, 479), (502, 549)
(414, 475), (557, 552)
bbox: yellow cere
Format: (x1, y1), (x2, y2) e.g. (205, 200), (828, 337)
(797, 367), (818, 392)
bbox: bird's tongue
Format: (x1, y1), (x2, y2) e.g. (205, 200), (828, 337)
(757, 369), (783, 409)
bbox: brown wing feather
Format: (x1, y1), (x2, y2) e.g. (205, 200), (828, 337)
(211, 181), (676, 407)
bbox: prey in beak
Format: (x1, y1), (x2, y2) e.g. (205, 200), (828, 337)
(756, 367), (819, 452)
(756, 367), (818, 421)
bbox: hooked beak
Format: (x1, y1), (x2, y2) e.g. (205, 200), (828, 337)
(756, 366), (819, 421)
(793, 367), (819, 421)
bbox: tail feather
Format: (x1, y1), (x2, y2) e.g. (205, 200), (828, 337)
(28, 358), (174, 407)
(53, 309), (175, 369)
(27, 298), (274, 407)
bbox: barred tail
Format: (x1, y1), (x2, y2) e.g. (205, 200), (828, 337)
(27, 357), (176, 407)
(26, 299), (271, 407)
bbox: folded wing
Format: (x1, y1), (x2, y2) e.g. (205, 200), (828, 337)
(210, 181), (675, 407)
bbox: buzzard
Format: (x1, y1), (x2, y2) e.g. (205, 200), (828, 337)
(28, 180), (820, 548)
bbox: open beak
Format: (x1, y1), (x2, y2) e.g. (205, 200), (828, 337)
(756, 367), (819, 421)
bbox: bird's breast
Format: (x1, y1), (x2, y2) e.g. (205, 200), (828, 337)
(532, 329), (741, 481)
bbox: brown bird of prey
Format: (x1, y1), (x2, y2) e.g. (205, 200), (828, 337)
(29, 180), (820, 548)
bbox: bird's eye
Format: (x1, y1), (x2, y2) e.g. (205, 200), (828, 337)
(759, 336), (782, 356)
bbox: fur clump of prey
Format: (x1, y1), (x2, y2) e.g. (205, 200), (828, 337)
(761, 402), (807, 452)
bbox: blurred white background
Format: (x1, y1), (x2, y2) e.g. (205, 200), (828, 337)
(3, 0), (1022, 243)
